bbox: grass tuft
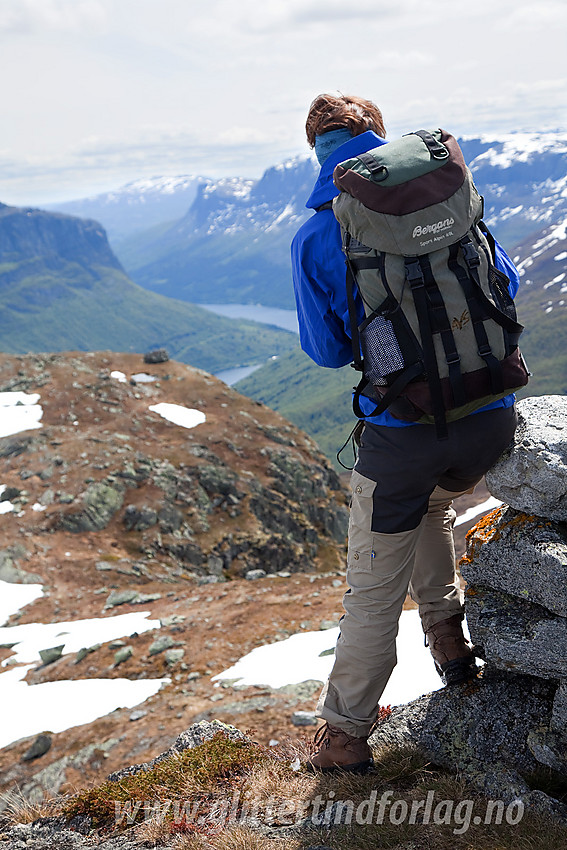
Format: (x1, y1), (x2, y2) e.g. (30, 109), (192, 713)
(0, 789), (59, 825)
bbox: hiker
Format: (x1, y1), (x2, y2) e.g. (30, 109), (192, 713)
(291, 93), (522, 773)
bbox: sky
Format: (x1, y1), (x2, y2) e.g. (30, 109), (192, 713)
(1, 0), (566, 206)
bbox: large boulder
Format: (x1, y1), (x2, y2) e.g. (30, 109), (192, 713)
(460, 506), (567, 617)
(486, 395), (567, 521)
(370, 669), (554, 776)
(59, 480), (124, 532)
(465, 587), (567, 679)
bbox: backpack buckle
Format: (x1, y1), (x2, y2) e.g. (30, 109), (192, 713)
(477, 344), (492, 357)
(404, 258), (425, 287)
(461, 240), (480, 268)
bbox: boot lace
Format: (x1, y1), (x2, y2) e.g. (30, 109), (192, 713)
(313, 722), (332, 749)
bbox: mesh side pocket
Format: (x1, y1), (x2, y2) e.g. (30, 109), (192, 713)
(360, 313), (405, 386)
(488, 265), (516, 320)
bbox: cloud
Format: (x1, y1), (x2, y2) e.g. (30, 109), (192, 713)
(290, 0), (401, 25)
(506, 1), (567, 29)
(1, 0), (565, 207)
(0, 0), (107, 34)
(234, 0), (401, 34)
(0, 125), (301, 206)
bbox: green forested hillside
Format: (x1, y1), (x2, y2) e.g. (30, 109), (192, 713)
(0, 258), (297, 372)
(514, 292), (567, 398)
(0, 204), (297, 372)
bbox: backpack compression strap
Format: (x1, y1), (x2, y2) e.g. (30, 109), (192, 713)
(405, 258), (449, 439)
(414, 253), (467, 409)
(447, 237), (507, 395)
(343, 240), (424, 420)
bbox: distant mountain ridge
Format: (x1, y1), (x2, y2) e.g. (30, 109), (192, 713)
(46, 175), (206, 243)
(49, 132), (566, 311)
(459, 132), (567, 250)
(34, 134), (566, 466)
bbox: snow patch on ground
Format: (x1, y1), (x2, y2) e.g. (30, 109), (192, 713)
(149, 403), (206, 429)
(213, 609), (446, 707)
(111, 370), (157, 383)
(131, 373), (157, 382)
(0, 493), (14, 515)
(454, 496), (502, 528)
(0, 393), (43, 439)
(0, 580), (44, 627)
(0, 666), (169, 749)
(0, 611), (161, 665)
(0, 587), (166, 747)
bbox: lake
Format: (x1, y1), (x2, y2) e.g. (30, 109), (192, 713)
(214, 364), (264, 385)
(202, 304), (299, 386)
(201, 303), (299, 334)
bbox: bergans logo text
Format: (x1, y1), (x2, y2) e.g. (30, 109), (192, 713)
(412, 218), (455, 238)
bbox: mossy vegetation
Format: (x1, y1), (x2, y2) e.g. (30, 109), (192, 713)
(63, 733), (268, 831)
(55, 731), (567, 848)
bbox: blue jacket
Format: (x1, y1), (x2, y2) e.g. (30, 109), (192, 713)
(291, 131), (520, 427)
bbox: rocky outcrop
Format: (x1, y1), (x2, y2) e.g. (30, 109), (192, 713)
(106, 720), (248, 782)
(58, 479), (125, 532)
(0, 352), (349, 588)
(372, 395), (567, 819)
(485, 395), (567, 521)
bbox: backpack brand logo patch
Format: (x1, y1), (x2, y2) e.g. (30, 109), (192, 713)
(412, 218), (455, 238)
(451, 310), (470, 331)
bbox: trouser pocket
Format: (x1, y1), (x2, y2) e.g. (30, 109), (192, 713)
(347, 470), (377, 572)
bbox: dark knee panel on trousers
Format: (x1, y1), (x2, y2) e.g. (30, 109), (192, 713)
(354, 406), (517, 534)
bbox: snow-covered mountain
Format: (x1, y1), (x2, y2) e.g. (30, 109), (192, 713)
(459, 132), (567, 250)
(171, 156), (315, 237)
(47, 175), (206, 243)
(116, 155), (318, 308)
(45, 132), (567, 313)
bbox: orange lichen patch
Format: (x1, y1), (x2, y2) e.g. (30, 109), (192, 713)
(460, 507), (550, 569)
(459, 506), (506, 567)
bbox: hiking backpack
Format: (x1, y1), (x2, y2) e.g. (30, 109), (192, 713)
(332, 129), (529, 438)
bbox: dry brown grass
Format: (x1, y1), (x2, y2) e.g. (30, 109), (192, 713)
(11, 728), (566, 850)
(171, 825), (301, 849)
(0, 789), (59, 825)
(240, 758), (317, 809)
(134, 814), (174, 844)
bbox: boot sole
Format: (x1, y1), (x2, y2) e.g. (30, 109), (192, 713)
(306, 757), (374, 775)
(435, 657), (479, 686)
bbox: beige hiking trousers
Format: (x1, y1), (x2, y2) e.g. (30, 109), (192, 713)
(317, 407), (517, 737)
(317, 478), (468, 736)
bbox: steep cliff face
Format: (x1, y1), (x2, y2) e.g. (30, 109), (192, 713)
(0, 204), (297, 369)
(0, 205), (122, 272)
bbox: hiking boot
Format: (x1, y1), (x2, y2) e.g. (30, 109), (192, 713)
(425, 614), (478, 686)
(307, 722), (373, 774)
